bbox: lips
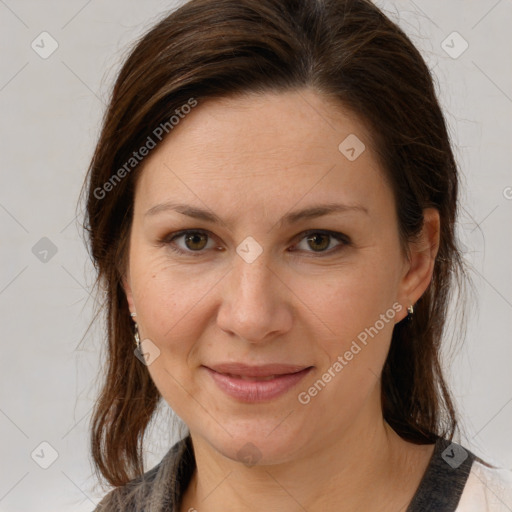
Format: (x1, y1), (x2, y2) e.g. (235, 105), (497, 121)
(205, 362), (310, 378)
(203, 363), (313, 402)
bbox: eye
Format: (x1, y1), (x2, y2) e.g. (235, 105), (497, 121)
(161, 229), (350, 257)
(164, 230), (216, 255)
(290, 230), (349, 255)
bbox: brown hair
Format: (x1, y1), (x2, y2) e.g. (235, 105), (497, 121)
(82, 0), (467, 488)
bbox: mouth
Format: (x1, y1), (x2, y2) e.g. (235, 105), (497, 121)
(221, 373), (285, 382)
(202, 363), (313, 403)
(205, 362), (311, 377)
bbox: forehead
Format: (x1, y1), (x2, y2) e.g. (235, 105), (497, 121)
(134, 89), (390, 221)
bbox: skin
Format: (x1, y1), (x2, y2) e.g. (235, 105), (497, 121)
(123, 89), (440, 511)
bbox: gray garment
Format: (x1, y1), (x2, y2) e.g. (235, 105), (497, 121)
(406, 437), (476, 511)
(94, 436), (194, 512)
(94, 436), (476, 511)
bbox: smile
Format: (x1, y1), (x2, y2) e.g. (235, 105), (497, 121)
(203, 365), (313, 403)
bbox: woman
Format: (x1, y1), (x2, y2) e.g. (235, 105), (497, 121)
(83, 0), (512, 510)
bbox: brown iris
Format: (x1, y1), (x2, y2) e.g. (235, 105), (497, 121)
(306, 233), (330, 252)
(184, 232), (208, 251)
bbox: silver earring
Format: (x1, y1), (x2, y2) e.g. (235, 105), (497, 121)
(407, 304), (414, 316)
(130, 312), (137, 318)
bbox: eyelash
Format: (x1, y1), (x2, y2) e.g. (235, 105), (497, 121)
(159, 229), (351, 257)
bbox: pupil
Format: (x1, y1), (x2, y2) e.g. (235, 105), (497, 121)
(186, 232), (206, 250)
(309, 233), (329, 251)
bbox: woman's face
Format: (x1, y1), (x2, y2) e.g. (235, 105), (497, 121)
(123, 89), (433, 464)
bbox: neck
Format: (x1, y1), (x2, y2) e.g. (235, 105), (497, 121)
(181, 393), (431, 511)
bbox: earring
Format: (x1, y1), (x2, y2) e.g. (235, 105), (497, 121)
(130, 313), (141, 350)
(407, 304), (414, 319)
(133, 323), (141, 350)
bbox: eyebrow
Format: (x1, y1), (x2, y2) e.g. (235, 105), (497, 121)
(145, 201), (368, 225)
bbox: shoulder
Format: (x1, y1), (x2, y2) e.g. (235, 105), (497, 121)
(93, 436), (192, 512)
(93, 452), (170, 512)
(93, 462), (160, 512)
(456, 458), (512, 511)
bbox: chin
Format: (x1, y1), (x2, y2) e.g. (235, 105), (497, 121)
(199, 418), (311, 467)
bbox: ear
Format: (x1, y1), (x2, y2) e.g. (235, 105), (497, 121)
(122, 270), (136, 315)
(397, 208), (440, 320)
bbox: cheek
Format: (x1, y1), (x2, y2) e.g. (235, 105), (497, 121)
(128, 255), (214, 409)
(299, 273), (401, 421)
(129, 243), (215, 334)
(306, 260), (402, 382)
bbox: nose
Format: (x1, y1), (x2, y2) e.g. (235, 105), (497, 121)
(216, 252), (293, 344)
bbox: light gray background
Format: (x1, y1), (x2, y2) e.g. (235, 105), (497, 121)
(1, 1), (511, 510)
